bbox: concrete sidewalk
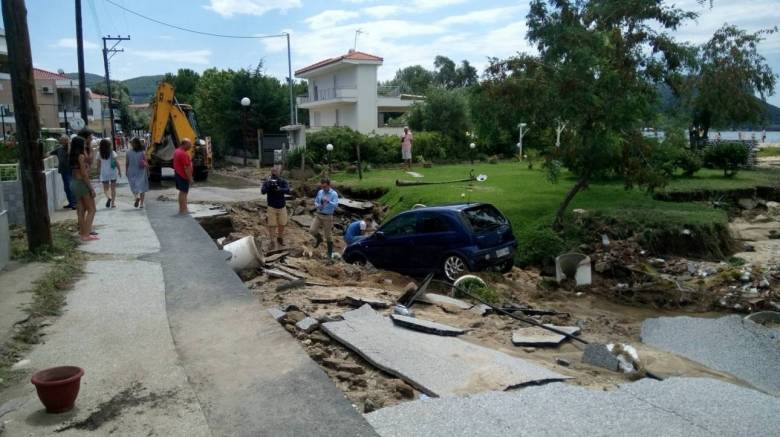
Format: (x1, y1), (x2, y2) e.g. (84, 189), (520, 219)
(0, 180), (375, 436)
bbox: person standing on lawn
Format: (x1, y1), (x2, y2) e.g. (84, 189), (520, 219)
(50, 135), (76, 209)
(310, 177), (339, 259)
(97, 139), (121, 208)
(125, 137), (150, 208)
(69, 136), (98, 241)
(344, 216), (374, 245)
(173, 138), (194, 215)
(401, 126), (413, 170)
(261, 166), (290, 248)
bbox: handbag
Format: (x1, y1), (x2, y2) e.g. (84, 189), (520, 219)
(139, 155), (148, 169)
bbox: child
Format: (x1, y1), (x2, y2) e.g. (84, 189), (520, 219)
(97, 139), (121, 208)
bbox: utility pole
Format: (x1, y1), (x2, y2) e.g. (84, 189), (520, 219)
(285, 33), (295, 126)
(75, 0), (88, 124)
(2, 0), (53, 250)
(102, 35), (130, 144)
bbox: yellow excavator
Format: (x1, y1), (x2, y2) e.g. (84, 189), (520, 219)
(147, 82), (212, 182)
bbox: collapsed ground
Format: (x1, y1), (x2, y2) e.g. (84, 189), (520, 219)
(189, 163), (779, 413)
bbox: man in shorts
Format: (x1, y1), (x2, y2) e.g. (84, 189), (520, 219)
(261, 167), (290, 248)
(173, 138), (193, 215)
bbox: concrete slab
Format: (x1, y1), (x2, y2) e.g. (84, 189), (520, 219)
(641, 315), (780, 395)
(0, 260), (211, 436)
(322, 305), (570, 397)
(146, 200), (376, 437)
(511, 325), (580, 347)
(81, 200), (160, 256)
(296, 317), (319, 333)
(417, 293), (473, 311)
(366, 377), (780, 437)
(290, 215), (314, 228)
(582, 343), (622, 372)
(0, 262), (48, 344)
(390, 314), (465, 336)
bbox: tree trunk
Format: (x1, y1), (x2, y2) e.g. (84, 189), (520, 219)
(3, 0), (52, 251)
(553, 177), (589, 231)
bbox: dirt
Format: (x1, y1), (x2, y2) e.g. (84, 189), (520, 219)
(209, 182), (779, 414)
(56, 383), (179, 432)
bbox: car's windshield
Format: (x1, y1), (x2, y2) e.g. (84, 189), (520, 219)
(462, 205), (507, 233)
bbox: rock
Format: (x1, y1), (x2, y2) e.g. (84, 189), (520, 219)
(391, 379), (415, 399)
(740, 272), (751, 282)
(556, 358), (571, 367)
(753, 214), (771, 223)
(512, 325), (581, 347)
(738, 198), (757, 210)
(296, 317), (319, 333)
(582, 343), (621, 372)
(523, 347), (536, 353)
(338, 362), (366, 375)
(363, 398), (379, 413)
(594, 262), (610, 273)
(743, 243), (756, 252)
(470, 304), (492, 317)
(286, 310), (306, 323)
(267, 308), (287, 322)
(309, 331), (331, 344)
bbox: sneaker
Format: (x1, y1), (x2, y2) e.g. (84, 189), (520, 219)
(277, 237), (284, 247)
(105, 199), (111, 208)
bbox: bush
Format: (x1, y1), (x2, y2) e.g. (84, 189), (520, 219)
(516, 225), (566, 267)
(675, 149), (703, 176)
(413, 131), (449, 162)
(703, 142), (749, 177)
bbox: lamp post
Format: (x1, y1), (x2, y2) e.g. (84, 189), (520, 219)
(469, 142), (476, 165)
(240, 97), (250, 166)
(517, 122), (528, 160)
(326, 143), (333, 175)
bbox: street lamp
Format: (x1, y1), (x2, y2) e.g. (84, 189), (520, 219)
(241, 97), (251, 166)
(517, 122), (528, 160)
(326, 143), (334, 175)
(469, 142), (476, 165)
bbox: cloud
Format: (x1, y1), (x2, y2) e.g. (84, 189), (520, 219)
(204, 0), (301, 17)
(412, 0), (468, 11)
(131, 49), (212, 65)
(51, 38), (98, 50)
(304, 10), (361, 29)
(438, 6), (524, 26)
(363, 5), (403, 19)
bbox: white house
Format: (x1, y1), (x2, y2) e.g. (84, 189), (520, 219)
(295, 50), (422, 136)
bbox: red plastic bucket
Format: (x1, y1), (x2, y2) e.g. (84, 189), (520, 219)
(30, 366), (84, 413)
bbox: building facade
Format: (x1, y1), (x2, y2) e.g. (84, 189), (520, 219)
(295, 50), (422, 136)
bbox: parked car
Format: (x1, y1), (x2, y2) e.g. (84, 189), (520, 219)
(343, 203), (517, 281)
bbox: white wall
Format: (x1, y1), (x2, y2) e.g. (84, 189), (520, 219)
(311, 103), (356, 128)
(354, 64), (378, 133)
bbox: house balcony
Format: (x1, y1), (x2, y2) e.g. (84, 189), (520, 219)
(297, 87), (358, 108)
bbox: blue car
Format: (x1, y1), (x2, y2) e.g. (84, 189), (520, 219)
(343, 203), (517, 281)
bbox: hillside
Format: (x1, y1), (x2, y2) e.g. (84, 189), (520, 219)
(66, 72), (163, 103)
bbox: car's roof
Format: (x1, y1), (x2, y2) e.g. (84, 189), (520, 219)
(405, 203), (488, 213)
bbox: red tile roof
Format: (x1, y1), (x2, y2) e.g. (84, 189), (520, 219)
(33, 68), (71, 81)
(295, 51), (383, 75)
(89, 91), (109, 100)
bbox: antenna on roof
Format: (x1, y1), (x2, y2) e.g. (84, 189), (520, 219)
(353, 28), (365, 51)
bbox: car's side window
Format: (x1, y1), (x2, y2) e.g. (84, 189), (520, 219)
(381, 213), (417, 236)
(417, 213), (451, 233)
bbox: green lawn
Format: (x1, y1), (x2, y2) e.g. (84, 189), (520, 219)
(336, 163), (778, 235)
(757, 147), (780, 158)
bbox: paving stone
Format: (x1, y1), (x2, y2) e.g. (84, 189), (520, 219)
(390, 314), (465, 336)
(296, 317), (319, 333)
(512, 325), (580, 347)
(267, 308), (287, 322)
(582, 343), (621, 372)
(322, 305), (569, 397)
(365, 377), (780, 437)
(470, 304), (492, 317)
(344, 295), (391, 309)
(641, 315), (780, 395)
(417, 293), (473, 311)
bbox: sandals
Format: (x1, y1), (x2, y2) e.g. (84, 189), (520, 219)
(80, 235), (100, 241)
(134, 198), (139, 208)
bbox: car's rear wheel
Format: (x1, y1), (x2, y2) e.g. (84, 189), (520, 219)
(442, 255), (469, 282)
(497, 259), (514, 273)
(345, 252), (367, 265)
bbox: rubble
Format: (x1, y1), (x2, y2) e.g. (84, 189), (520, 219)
(296, 317), (319, 333)
(511, 325), (581, 347)
(582, 343), (641, 374)
(389, 314), (466, 336)
(267, 308), (287, 322)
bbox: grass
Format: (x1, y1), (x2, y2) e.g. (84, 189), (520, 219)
(0, 222), (85, 388)
(334, 162), (778, 263)
(757, 147), (780, 158)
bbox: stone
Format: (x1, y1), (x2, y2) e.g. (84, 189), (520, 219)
(321, 305), (570, 397)
(738, 198), (757, 210)
(291, 215), (314, 228)
(344, 295), (391, 309)
(391, 379), (415, 399)
(296, 317), (319, 333)
(582, 344), (621, 372)
(338, 362), (366, 375)
(594, 261), (610, 273)
(309, 331), (331, 344)
(512, 325), (581, 347)
(470, 304), (492, 317)
(267, 308), (287, 322)
(417, 293), (473, 311)
(321, 358), (342, 369)
(523, 347), (536, 353)
(390, 314), (466, 336)
(556, 358), (571, 367)
(286, 310), (306, 323)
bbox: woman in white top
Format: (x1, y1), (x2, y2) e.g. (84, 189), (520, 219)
(97, 139), (122, 208)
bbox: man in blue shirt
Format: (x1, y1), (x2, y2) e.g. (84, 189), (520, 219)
(310, 177), (339, 258)
(344, 216), (374, 245)
(261, 167), (290, 248)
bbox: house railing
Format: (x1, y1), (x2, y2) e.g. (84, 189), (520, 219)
(297, 86), (358, 104)
(377, 86), (401, 98)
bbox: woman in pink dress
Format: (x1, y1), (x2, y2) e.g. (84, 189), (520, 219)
(401, 126), (413, 170)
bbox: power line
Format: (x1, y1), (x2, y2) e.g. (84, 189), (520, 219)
(103, 0), (286, 39)
(87, 0), (103, 40)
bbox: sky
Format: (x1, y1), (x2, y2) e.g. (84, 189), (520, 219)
(11, 0), (780, 105)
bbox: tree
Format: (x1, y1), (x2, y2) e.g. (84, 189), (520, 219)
(456, 60), (478, 88)
(518, 0), (697, 229)
(408, 88), (470, 153)
(163, 68), (201, 104)
(93, 80), (132, 136)
(686, 25), (777, 143)
(433, 56), (479, 89)
(386, 65), (434, 95)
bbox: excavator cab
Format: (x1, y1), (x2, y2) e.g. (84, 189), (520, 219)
(147, 82), (212, 182)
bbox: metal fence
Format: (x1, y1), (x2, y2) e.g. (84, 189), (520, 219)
(0, 163), (18, 182)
